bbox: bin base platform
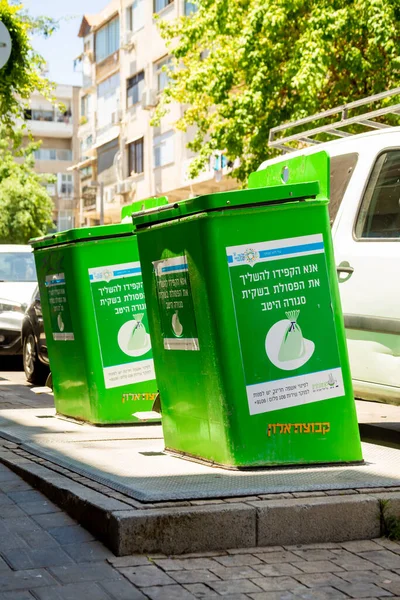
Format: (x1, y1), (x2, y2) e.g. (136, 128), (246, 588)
(164, 447), (365, 471)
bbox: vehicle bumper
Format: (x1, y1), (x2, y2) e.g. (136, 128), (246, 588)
(0, 312), (24, 355)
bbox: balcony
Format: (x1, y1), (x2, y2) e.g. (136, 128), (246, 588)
(25, 111), (73, 139)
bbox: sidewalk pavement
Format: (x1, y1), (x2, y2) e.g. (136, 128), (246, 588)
(1, 461), (400, 600)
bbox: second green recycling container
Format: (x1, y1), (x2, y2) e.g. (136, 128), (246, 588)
(133, 151), (363, 468)
(31, 219), (160, 425)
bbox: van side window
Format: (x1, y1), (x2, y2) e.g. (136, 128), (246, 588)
(355, 150), (400, 239)
(330, 153), (358, 225)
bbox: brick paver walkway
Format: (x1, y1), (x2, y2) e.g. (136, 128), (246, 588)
(1, 463), (400, 599)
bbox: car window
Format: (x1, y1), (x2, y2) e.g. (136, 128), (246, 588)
(329, 153), (358, 225)
(355, 149), (400, 239)
(0, 252), (37, 282)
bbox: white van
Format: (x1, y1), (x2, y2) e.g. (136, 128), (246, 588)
(259, 99), (400, 406)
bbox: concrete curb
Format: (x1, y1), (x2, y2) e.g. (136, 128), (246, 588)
(1, 441), (399, 555)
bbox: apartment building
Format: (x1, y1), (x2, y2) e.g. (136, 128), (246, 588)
(74, 0), (237, 226)
(25, 85), (81, 230)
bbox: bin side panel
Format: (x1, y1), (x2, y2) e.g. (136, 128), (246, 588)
(138, 217), (233, 464)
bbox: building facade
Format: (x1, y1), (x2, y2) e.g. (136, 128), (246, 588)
(74, 0), (237, 226)
(25, 85), (81, 231)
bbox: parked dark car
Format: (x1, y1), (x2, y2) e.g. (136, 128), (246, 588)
(21, 286), (50, 385)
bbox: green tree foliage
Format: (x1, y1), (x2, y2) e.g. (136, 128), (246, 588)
(0, 130), (54, 243)
(156, 0), (400, 182)
(0, 0), (57, 140)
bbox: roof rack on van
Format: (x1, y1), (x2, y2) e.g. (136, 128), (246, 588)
(268, 87), (400, 153)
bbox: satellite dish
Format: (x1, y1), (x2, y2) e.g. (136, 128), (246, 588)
(0, 22), (12, 69)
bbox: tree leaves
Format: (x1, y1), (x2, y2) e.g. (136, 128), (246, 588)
(155, 0), (400, 182)
(0, 130), (54, 243)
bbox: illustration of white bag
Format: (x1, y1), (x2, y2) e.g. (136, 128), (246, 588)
(278, 310), (305, 362)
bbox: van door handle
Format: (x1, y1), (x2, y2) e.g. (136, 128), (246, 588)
(337, 265), (354, 274)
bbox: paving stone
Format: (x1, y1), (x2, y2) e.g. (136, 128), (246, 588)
(207, 578), (264, 595)
(48, 525), (95, 545)
(1, 592), (35, 600)
(2, 546), (75, 570)
(0, 504), (29, 519)
(107, 555), (151, 568)
(176, 551), (226, 559)
(375, 538), (400, 552)
(291, 550), (337, 561)
(0, 480), (34, 493)
(7, 490), (46, 504)
(0, 569), (58, 593)
(182, 583), (219, 597)
(292, 587), (349, 599)
(284, 543), (341, 551)
(0, 557), (11, 572)
(62, 541), (114, 563)
(338, 569), (400, 584)
(295, 572), (352, 588)
(254, 551), (304, 564)
(155, 558), (220, 571)
(19, 500), (61, 516)
(379, 580), (400, 595)
(4, 516), (42, 534)
(333, 581), (392, 598)
(48, 562), (121, 584)
(119, 565), (176, 587)
(295, 560), (344, 574)
(31, 513), (77, 530)
(250, 577), (307, 592)
(0, 493), (14, 506)
(139, 584), (196, 599)
(252, 563), (305, 578)
(341, 540), (383, 552)
(213, 554), (263, 568)
(31, 582), (111, 600)
(209, 565), (261, 580)
(227, 546), (283, 555)
(0, 532), (28, 551)
(249, 593), (297, 600)
(17, 528), (60, 549)
(359, 549), (400, 570)
(331, 553), (381, 571)
(100, 578), (148, 599)
(171, 570), (220, 584)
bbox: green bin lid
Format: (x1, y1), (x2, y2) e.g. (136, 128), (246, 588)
(30, 222), (134, 250)
(132, 152), (329, 229)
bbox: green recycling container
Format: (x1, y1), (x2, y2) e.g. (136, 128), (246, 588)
(31, 222), (160, 425)
(133, 151), (363, 467)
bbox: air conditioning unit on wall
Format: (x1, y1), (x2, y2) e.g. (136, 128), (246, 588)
(122, 31), (135, 50)
(111, 109), (122, 125)
(141, 89), (158, 110)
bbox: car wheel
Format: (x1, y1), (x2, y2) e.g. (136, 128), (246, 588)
(23, 331), (48, 385)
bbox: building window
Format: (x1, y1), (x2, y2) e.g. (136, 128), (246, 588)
(34, 149), (73, 161)
(184, 0), (197, 15)
(128, 138), (144, 175)
(95, 17), (120, 63)
(97, 73), (120, 130)
(155, 56), (172, 93)
(44, 183), (56, 196)
(58, 173), (74, 196)
(97, 138), (119, 175)
(154, 0), (173, 13)
(127, 71), (145, 108)
(81, 95), (92, 119)
(153, 131), (174, 168)
(58, 210), (75, 232)
(127, 0), (145, 32)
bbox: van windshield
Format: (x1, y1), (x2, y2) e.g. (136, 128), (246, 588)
(0, 253), (37, 282)
(329, 153), (359, 225)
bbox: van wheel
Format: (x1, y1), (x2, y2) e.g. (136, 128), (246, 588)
(23, 332), (48, 385)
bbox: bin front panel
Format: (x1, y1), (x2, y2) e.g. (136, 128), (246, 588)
(137, 197), (362, 467)
(34, 234), (158, 425)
